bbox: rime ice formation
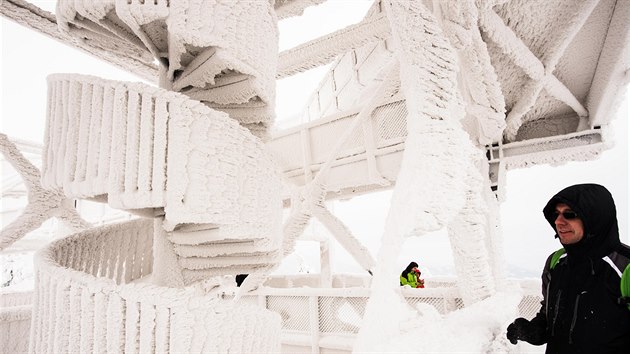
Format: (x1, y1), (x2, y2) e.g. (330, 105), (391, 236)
(0, 133), (89, 250)
(480, 0), (599, 141)
(438, 0), (506, 145)
(56, 0), (278, 137)
(17, 0), (286, 352)
(1, 0), (629, 352)
(357, 1), (498, 348)
(277, 11), (390, 79)
(274, 0), (327, 20)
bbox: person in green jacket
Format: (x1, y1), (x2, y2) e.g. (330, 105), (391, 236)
(400, 261), (424, 288)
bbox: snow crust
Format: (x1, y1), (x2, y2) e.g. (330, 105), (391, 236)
(356, 290), (523, 353)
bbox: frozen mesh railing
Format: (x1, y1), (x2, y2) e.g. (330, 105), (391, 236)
(235, 284), (542, 340)
(373, 100), (408, 145)
(55, 0), (278, 135)
(29, 219), (282, 353)
(404, 294), (461, 315)
(267, 97), (408, 199)
(4, 278), (543, 352)
(270, 98), (407, 171)
(318, 296), (366, 334)
(519, 294), (543, 320)
(266, 295), (312, 332)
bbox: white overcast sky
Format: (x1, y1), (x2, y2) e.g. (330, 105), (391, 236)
(1, 1), (628, 277)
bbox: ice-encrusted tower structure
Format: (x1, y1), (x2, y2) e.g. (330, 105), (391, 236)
(7, 0), (287, 352)
(1, 0), (628, 352)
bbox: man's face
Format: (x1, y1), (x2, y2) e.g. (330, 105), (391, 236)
(554, 203), (584, 245)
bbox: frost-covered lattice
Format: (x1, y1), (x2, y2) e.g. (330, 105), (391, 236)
(480, 0), (598, 141)
(0, 133), (89, 250)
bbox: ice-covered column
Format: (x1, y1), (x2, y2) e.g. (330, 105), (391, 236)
(446, 155), (497, 305)
(356, 0), (500, 349)
(437, 0), (509, 305)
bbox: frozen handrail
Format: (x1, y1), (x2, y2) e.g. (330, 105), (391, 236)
(28, 219), (282, 353)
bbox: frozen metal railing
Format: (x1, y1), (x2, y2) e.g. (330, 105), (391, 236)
(2, 275), (542, 353)
(231, 280), (543, 352)
(28, 218), (281, 353)
(0, 289), (32, 353)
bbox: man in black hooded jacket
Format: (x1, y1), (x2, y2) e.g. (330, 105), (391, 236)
(506, 183), (630, 353)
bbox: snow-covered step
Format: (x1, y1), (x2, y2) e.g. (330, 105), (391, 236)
(165, 224), (282, 285)
(55, 0), (278, 135)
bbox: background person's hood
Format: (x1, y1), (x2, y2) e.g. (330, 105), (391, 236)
(542, 184), (620, 259)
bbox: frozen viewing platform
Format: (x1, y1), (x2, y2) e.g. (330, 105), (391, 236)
(0, 216), (544, 352)
(1, 0), (628, 352)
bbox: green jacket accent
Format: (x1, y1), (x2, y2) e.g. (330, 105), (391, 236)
(400, 273), (419, 288)
(549, 248), (566, 270)
(622, 264), (630, 310)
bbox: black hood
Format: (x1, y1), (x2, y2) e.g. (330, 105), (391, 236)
(542, 184), (620, 259)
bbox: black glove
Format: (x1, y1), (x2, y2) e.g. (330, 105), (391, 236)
(506, 317), (546, 345)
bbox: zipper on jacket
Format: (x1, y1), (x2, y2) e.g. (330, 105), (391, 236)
(551, 289), (562, 337)
(569, 291), (587, 344)
(545, 280), (551, 315)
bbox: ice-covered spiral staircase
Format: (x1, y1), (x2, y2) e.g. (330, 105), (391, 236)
(27, 0), (286, 352)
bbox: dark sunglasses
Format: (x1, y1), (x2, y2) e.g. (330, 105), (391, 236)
(553, 211), (578, 220)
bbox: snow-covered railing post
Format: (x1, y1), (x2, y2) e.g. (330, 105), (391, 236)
(320, 238), (333, 287)
(309, 295), (321, 354)
(0, 290), (32, 353)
